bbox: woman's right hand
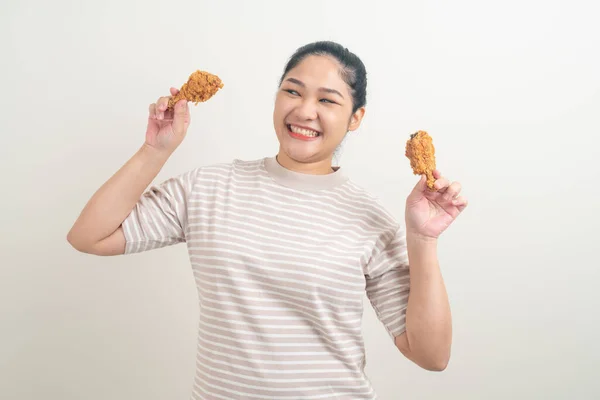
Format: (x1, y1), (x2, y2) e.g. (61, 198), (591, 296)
(145, 87), (190, 154)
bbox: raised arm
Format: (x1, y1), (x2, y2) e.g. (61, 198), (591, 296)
(67, 88), (190, 255)
(396, 171), (468, 370)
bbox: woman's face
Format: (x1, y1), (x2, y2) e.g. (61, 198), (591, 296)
(273, 55), (365, 172)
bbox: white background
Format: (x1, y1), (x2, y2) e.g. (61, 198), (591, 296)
(1, 0), (599, 399)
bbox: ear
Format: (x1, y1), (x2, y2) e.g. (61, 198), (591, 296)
(348, 107), (366, 132)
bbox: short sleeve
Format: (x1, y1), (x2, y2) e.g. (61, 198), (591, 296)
(122, 169), (197, 254)
(365, 227), (411, 340)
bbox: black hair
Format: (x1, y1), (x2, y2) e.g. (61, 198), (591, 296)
(279, 41), (367, 114)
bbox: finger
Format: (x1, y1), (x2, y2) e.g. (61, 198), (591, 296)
(158, 96), (171, 110)
(407, 175), (427, 205)
(172, 99), (189, 134)
(434, 177), (450, 191)
(411, 174), (429, 197)
(433, 169), (442, 179)
(149, 103), (157, 119)
(443, 182), (462, 202)
(452, 195), (468, 211)
(156, 96), (173, 118)
(163, 108), (175, 121)
(170, 87), (180, 96)
(416, 174), (427, 190)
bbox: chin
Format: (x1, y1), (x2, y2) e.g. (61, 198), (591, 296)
(280, 145), (320, 164)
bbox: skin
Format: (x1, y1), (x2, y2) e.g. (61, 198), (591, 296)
(273, 55), (364, 174)
(67, 54), (468, 372)
(398, 170), (467, 371)
(66, 88), (189, 256)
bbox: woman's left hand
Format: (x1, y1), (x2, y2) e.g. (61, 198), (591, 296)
(405, 170), (468, 239)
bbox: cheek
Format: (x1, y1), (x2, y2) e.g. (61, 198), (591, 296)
(274, 95), (294, 114)
(322, 110), (347, 132)
(274, 107), (287, 125)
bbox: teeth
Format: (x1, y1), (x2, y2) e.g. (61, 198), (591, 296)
(289, 125), (319, 137)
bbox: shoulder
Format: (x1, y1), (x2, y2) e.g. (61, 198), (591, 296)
(189, 157), (265, 176)
(341, 180), (408, 261)
(339, 178), (400, 233)
(185, 157), (266, 189)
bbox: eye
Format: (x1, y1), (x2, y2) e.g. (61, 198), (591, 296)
(284, 89), (299, 96)
(320, 98), (336, 104)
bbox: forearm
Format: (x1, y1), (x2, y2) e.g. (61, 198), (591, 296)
(67, 144), (170, 250)
(396, 233), (452, 370)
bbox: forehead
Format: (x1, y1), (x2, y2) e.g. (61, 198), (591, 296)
(285, 55), (348, 91)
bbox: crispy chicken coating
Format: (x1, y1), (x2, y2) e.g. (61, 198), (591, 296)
(405, 130), (436, 190)
(167, 70), (224, 109)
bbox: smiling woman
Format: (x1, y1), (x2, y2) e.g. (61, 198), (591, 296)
(273, 42), (367, 174)
(67, 40), (467, 400)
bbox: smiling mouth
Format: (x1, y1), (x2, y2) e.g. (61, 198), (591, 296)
(287, 124), (321, 138)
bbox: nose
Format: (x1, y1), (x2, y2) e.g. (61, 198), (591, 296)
(295, 98), (318, 121)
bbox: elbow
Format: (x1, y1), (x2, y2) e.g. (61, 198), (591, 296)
(67, 229), (91, 254)
(67, 230), (82, 252)
(409, 352), (449, 372)
(422, 356), (450, 372)
(396, 334), (450, 372)
(418, 346), (451, 371)
(398, 343), (450, 372)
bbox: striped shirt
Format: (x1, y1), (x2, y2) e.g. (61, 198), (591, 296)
(122, 156), (410, 399)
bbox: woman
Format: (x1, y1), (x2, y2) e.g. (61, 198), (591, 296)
(68, 41), (468, 399)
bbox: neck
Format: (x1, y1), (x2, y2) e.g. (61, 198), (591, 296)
(276, 151), (335, 175)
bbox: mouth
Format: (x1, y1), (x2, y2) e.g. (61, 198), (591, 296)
(286, 124), (321, 141)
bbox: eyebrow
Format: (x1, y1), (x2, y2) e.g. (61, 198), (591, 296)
(284, 78), (345, 99)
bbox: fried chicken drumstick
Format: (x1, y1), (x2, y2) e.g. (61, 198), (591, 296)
(405, 130), (437, 190)
(167, 70), (224, 109)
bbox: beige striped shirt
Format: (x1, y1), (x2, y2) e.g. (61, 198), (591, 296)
(122, 156), (410, 399)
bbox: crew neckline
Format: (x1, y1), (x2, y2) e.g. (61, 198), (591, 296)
(263, 156), (348, 191)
